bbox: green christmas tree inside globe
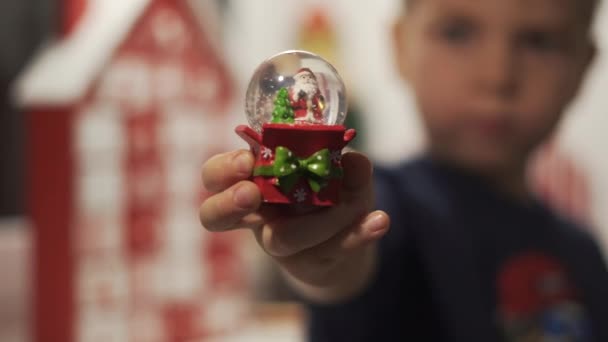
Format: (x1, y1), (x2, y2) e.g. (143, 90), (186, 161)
(271, 87), (295, 124)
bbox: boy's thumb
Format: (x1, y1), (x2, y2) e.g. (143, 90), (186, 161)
(341, 152), (373, 193)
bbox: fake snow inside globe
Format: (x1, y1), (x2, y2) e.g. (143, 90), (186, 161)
(236, 50), (356, 206)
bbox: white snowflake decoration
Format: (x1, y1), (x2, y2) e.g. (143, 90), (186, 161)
(261, 147), (273, 160)
(293, 188), (307, 203)
(330, 150), (342, 164)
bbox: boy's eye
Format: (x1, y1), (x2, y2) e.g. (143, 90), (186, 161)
(438, 20), (475, 44)
(518, 30), (563, 53)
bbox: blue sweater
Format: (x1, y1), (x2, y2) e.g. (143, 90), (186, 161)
(307, 157), (608, 341)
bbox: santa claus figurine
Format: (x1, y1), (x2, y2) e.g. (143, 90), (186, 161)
(289, 68), (325, 123)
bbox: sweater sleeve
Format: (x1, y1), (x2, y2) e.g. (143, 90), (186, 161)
(304, 167), (430, 341)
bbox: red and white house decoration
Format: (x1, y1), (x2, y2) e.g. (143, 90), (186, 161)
(15, 0), (247, 341)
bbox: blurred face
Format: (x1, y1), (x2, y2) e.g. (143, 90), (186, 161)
(394, 0), (595, 174)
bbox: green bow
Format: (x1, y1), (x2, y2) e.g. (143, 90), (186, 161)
(254, 147), (338, 193)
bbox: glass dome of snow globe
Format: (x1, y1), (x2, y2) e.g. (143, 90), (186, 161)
(236, 50), (355, 207)
(245, 50), (347, 133)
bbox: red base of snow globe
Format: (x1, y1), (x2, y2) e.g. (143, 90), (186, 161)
(236, 123), (356, 206)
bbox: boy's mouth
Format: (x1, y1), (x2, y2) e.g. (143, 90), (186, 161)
(469, 116), (514, 140)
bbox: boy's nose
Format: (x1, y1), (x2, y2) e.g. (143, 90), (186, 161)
(475, 40), (518, 99)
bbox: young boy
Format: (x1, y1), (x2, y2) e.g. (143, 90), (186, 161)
(200, 0), (608, 340)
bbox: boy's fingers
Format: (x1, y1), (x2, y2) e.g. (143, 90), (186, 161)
(252, 153), (375, 258)
(297, 210), (389, 259)
(276, 211), (390, 281)
(200, 180), (262, 231)
(336, 211), (390, 250)
(202, 150), (255, 193)
(255, 185), (375, 257)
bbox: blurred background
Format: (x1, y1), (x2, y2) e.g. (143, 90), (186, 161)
(1, 0), (607, 341)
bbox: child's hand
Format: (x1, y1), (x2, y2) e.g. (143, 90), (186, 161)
(200, 150), (390, 303)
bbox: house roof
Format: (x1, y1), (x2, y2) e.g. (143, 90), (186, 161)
(14, 0), (152, 106)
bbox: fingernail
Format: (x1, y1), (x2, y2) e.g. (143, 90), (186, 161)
(362, 213), (386, 233)
(233, 184), (256, 209)
(234, 152), (253, 175)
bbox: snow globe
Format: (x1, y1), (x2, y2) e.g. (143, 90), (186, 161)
(236, 50), (355, 206)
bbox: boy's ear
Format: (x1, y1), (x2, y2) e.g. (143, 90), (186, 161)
(575, 39), (597, 90)
(392, 16), (411, 81)
(567, 39), (596, 102)
(583, 41), (597, 72)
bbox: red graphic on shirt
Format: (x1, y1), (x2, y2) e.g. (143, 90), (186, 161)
(497, 251), (591, 341)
